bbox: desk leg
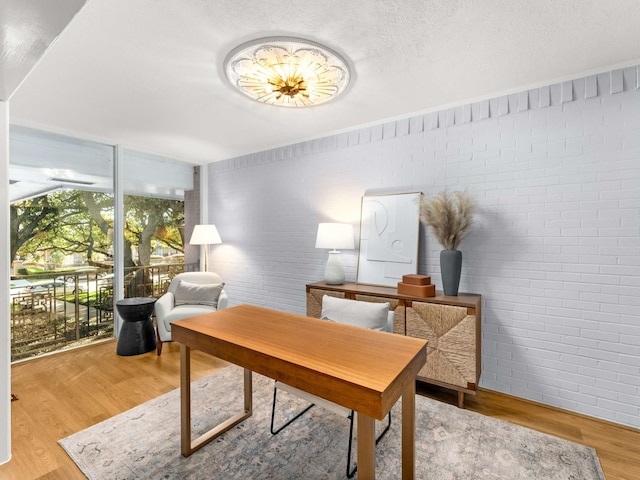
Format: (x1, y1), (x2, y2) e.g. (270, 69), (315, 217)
(357, 412), (375, 479)
(180, 344), (192, 456)
(180, 344), (253, 457)
(401, 380), (416, 480)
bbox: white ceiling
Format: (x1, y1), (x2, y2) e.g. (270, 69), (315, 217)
(0, 0), (86, 101)
(5, 0), (640, 165)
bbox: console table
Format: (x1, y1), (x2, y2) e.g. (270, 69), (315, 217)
(307, 282), (481, 408)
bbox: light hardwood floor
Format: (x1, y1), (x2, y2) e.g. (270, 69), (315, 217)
(1, 339), (639, 479)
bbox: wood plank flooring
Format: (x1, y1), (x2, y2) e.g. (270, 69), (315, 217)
(1, 339), (639, 479)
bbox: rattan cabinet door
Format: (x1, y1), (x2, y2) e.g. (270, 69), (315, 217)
(406, 301), (477, 390)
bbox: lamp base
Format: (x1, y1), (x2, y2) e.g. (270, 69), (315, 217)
(324, 251), (345, 285)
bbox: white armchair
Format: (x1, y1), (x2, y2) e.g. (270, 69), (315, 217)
(154, 272), (227, 355)
(270, 295), (394, 478)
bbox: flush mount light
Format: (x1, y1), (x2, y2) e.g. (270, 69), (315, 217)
(224, 36), (351, 107)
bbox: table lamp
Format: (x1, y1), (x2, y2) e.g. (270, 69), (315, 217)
(315, 223), (355, 285)
(189, 224), (222, 272)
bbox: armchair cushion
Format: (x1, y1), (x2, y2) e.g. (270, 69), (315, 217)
(158, 304), (216, 341)
(163, 304), (216, 324)
(174, 280), (225, 308)
(321, 295), (390, 331)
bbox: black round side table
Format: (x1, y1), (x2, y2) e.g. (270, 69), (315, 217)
(116, 297), (157, 356)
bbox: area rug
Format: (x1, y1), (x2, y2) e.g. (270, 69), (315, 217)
(59, 365), (605, 479)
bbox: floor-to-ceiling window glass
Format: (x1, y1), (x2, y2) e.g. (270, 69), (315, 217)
(120, 149), (194, 300)
(8, 127), (196, 361)
(9, 126), (115, 361)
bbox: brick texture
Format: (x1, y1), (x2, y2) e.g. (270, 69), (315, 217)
(207, 67), (640, 429)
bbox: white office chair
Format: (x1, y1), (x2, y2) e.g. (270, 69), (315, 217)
(270, 295), (394, 478)
(154, 272), (227, 355)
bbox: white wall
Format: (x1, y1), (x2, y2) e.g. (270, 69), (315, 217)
(1, 101), (11, 464)
(208, 66), (640, 429)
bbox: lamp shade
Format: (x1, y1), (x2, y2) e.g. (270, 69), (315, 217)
(315, 223), (354, 250)
(189, 224), (222, 245)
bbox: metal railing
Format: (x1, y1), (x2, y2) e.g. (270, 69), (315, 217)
(10, 262), (196, 362)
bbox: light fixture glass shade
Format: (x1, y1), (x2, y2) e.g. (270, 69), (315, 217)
(315, 223), (355, 250)
(224, 37), (351, 107)
(189, 224), (222, 245)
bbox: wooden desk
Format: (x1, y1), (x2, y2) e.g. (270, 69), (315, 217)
(172, 304), (427, 479)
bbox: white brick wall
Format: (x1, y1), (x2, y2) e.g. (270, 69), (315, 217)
(207, 66), (640, 429)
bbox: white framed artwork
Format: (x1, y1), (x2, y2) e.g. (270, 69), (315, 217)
(356, 191), (422, 287)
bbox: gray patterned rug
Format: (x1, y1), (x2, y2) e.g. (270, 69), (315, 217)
(59, 365), (605, 479)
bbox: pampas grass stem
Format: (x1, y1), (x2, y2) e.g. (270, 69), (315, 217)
(419, 190), (475, 250)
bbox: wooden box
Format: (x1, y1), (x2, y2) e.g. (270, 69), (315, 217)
(397, 282), (436, 297)
(402, 274), (431, 285)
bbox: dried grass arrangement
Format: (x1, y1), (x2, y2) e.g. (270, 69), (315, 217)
(419, 190), (475, 250)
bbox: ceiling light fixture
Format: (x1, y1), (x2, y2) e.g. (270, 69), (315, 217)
(224, 36), (351, 107)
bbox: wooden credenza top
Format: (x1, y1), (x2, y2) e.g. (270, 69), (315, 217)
(307, 281), (481, 309)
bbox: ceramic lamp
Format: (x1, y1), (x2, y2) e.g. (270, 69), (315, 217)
(315, 223), (355, 285)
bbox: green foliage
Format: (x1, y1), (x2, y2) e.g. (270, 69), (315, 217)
(22, 267), (60, 275)
(124, 195), (185, 265)
(11, 189), (185, 267)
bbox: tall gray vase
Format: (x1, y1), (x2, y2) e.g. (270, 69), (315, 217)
(440, 249), (462, 296)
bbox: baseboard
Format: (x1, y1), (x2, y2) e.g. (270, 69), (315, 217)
(478, 387), (640, 434)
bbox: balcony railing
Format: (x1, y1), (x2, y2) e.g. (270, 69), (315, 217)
(10, 262), (196, 362)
